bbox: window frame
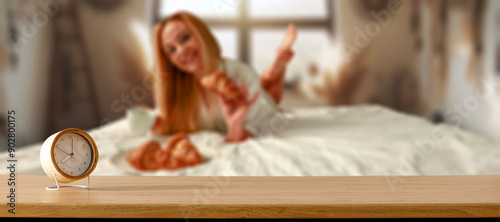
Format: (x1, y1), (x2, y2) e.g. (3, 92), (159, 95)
(153, 0), (335, 64)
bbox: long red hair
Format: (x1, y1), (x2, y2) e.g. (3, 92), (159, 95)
(153, 11), (222, 135)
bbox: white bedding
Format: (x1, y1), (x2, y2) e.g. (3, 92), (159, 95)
(2, 105), (500, 177)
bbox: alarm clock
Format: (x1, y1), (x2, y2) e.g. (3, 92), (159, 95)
(40, 128), (99, 184)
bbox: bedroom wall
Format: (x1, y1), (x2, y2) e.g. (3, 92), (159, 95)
(50, 0), (156, 143)
(0, 0), (8, 112)
(486, 0), (500, 139)
(4, 0), (499, 147)
(334, 0), (422, 114)
(78, 0), (155, 124)
(0, 0), (8, 149)
(2, 0), (54, 149)
(443, 0), (499, 140)
(2, 0), (156, 149)
(331, 0), (500, 141)
(495, 1), (500, 139)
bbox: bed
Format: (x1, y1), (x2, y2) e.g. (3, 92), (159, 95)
(3, 104), (500, 177)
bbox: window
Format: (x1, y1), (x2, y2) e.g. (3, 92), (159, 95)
(249, 0), (328, 19)
(251, 28), (331, 82)
(158, 0), (240, 20)
(155, 0), (335, 83)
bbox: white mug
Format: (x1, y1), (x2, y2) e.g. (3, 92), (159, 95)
(126, 107), (157, 135)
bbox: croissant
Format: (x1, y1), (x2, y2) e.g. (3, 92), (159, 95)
(126, 140), (162, 171)
(159, 134), (203, 170)
(201, 70), (242, 100)
(126, 134), (203, 171)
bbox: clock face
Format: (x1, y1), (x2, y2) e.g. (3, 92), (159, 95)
(53, 132), (94, 177)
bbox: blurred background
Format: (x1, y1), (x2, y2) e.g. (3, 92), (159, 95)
(1, 0), (499, 149)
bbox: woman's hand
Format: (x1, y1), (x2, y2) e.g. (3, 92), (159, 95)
(217, 81), (260, 142)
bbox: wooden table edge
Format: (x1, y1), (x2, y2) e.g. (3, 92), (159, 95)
(2, 202), (500, 218)
(2, 175), (500, 218)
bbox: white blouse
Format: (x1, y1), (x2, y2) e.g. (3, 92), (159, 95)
(196, 58), (279, 136)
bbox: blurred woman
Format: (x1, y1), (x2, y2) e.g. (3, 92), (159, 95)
(150, 11), (296, 142)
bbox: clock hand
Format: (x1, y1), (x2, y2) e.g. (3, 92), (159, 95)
(56, 145), (71, 155)
(71, 138), (74, 154)
(62, 155), (72, 163)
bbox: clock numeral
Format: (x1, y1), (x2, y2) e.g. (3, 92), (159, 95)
(71, 171), (73, 174)
(84, 162), (86, 165)
(85, 153), (88, 157)
(79, 168), (81, 171)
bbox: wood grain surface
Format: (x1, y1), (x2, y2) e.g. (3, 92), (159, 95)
(1, 175), (500, 218)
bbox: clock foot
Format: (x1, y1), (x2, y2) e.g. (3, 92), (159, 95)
(46, 173), (92, 191)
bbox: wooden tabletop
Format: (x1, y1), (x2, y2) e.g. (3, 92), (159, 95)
(1, 175), (500, 218)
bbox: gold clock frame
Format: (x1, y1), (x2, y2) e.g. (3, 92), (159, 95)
(41, 128), (99, 185)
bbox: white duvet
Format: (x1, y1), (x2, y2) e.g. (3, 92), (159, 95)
(3, 105), (500, 177)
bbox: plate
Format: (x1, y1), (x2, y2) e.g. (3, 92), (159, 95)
(108, 144), (219, 174)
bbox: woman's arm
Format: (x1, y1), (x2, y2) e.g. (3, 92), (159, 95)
(225, 119), (253, 142)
